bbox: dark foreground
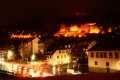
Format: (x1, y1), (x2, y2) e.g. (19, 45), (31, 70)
(1, 73), (120, 80)
(0, 72), (18, 78)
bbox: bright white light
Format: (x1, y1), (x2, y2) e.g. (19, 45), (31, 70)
(7, 50), (13, 60)
(43, 72), (47, 77)
(52, 66), (56, 75)
(52, 62), (56, 66)
(1, 58), (4, 61)
(31, 54), (35, 60)
(66, 57), (70, 63)
(8, 51), (12, 56)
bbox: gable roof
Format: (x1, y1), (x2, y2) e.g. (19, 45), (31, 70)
(88, 38), (120, 51)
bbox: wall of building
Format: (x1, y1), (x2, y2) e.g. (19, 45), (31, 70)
(88, 51), (120, 73)
(0, 50), (6, 61)
(47, 49), (71, 66)
(32, 37), (39, 54)
(19, 37), (40, 59)
(38, 43), (44, 54)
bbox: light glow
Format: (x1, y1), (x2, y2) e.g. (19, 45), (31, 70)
(54, 23), (108, 37)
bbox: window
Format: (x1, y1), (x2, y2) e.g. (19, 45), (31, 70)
(91, 52), (94, 58)
(61, 55), (63, 58)
(68, 45), (71, 48)
(115, 52), (119, 58)
(109, 52), (112, 58)
(25, 49), (28, 52)
(66, 50), (68, 53)
(104, 52), (107, 58)
(57, 56), (59, 59)
(100, 52), (103, 58)
(96, 52), (99, 58)
(106, 62), (109, 66)
(62, 50), (65, 53)
(61, 60), (63, 64)
(59, 50), (61, 53)
(95, 61), (98, 65)
(65, 45), (67, 48)
(50, 56), (51, 59)
(64, 55), (66, 58)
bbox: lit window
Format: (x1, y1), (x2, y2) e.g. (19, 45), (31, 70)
(68, 45), (71, 48)
(65, 45), (67, 48)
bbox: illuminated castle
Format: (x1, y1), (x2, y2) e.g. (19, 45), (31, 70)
(54, 23), (107, 37)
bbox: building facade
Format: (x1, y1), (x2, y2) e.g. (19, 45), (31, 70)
(88, 39), (120, 73)
(45, 43), (72, 66)
(38, 39), (54, 54)
(19, 37), (40, 60)
(88, 50), (120, 73)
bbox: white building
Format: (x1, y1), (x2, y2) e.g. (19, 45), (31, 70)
(45, 43), (72, 66)
(88, 39), (120, 73)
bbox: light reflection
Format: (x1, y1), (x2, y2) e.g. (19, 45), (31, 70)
(52, 66), (56, 75)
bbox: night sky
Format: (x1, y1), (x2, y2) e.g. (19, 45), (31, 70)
(0, 0), (120, 27)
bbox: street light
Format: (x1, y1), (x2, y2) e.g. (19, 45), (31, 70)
(31, 54), (35, 61)
(7, 50), (13, 60)
(8, 50), (12, 56)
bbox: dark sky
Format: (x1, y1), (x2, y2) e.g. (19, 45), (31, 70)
(0, 0), (120, 27)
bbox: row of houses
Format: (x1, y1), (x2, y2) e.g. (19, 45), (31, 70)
(1, 34), (120, 73)
(18, 36), (92, 66)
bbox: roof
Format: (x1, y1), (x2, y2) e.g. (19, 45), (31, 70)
(88, 38), (120, 51)
(44, 38), (74, 55)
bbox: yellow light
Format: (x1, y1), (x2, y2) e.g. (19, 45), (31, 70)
(31, 54), (35, 60)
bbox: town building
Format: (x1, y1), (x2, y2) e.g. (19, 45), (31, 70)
(0, 49), (7, 61)
(19, 37), (40, 60)
(19, 36), (54, 60)
(54, 23), (104, 37)
(88, 39), (120, 73)
(38, 38), (54, 54)
(44, 38), (74, 66)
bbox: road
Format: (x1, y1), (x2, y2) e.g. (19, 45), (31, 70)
(0, 61), (53, 78)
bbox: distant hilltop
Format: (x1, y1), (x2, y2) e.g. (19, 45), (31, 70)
(1, 11), (120, 35)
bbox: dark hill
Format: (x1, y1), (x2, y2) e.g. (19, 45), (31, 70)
(1, 11), (120, 35)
